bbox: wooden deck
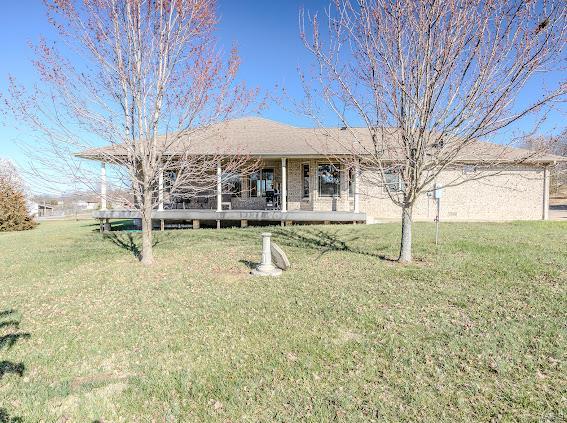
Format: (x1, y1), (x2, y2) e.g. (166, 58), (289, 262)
(93, 209), (367, 223)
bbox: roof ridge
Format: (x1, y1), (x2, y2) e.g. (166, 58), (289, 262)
(229, 115), (299, 128)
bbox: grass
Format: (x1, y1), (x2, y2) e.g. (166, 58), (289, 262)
(0, 219), (565, 421)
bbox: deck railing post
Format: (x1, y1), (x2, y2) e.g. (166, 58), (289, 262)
(354, 161), (360, 214)
(217, 161), (222, 213)
(100, 162), (107, 210)
(281, 158), (287, 212)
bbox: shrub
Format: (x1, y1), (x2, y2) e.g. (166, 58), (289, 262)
(0, 160), (36, 232)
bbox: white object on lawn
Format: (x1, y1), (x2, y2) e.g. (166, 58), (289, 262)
(251, 233), (282, 277)
(271, 242), (290, 271)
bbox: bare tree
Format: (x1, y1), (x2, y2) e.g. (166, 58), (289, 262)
(4, 0), (256, 265)
(299, 0), (566, 262)
(523, 129), (567, 195)
(0, 159), (25, 194)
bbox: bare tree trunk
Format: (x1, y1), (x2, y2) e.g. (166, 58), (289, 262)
(4, 1), (254, 267)
(299, 1), (566, 266)
(141, 189), (154, 266)
(399, 205), (413, 263)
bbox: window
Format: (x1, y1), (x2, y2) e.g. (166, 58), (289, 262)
(463, 165), (477, 174)
(249, 171), (259, 197)
(383, 170), (403, 192)
(223, 172), (242, 197)
(318, 163), (341, 197)
(249, 169), (274, 197)
(302, 163), (310, 198)
(348, 168), (354, 196)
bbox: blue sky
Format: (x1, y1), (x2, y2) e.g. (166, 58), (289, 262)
(0, 1), (565, 190)
(0, 1), (329, 170)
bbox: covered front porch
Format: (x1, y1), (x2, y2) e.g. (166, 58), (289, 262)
(96, 156), (365, 229)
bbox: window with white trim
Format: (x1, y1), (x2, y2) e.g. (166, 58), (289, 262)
(318, 163), (341, 197)
(383, 170), (404, 192)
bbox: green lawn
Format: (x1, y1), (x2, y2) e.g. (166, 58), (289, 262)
(0, 220), (565, 421)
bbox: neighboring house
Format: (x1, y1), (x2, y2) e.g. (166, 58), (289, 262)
(77, 117), (565, 227)
(75, 200), (99, 210)
(28, 202), (54, 218)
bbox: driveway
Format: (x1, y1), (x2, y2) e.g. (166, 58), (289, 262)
(549, 204), (567, 221)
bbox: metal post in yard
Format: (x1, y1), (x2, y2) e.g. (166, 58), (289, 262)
(435, 198), (440, 246)
(434, 183), (443, 246)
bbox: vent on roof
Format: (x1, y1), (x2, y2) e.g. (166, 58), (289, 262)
(340, 126), (347, 130)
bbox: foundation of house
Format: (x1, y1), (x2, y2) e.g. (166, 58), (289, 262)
(94, 209), (367, 229)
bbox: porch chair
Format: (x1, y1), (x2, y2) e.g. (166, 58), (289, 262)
(265, 190), (275, 210)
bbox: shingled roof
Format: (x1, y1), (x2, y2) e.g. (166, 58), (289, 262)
(77, 117), (565, 164)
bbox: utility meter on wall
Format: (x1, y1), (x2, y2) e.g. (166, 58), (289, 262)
(433, 184), (443, 199)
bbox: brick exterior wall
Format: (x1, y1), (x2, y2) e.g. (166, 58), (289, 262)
(286, 159), (354, 212)
(251, 159), (547, 221)
(358, 167), (546, 221)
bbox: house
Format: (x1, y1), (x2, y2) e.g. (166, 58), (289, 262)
(77, 117), (564, 228)
(74, 200), (100, 210)
(28, 202), (54, 218)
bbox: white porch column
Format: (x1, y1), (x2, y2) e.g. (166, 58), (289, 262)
(158, 167), (164, 211)
(543, 165), (550, 220)
(281, 158), (287, 212)
(216, 161), (222, 212)
(353, 161), (360, 213)
(100, 162), (107, 210)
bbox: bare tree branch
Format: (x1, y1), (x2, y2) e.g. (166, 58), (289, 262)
(299, 0), (566, 262)
(3, 0), (257, 265)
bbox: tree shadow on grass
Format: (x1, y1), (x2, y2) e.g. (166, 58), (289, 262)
(0, 320), (20, 331)
(83, 219), (136, 232)
(103, 232), (164, 261)
(270, 227), (396, 261)
(82, 222), (101, 228)
(0, 408), (23, 423)
(1, 310), (29, 423)
(0, 361), (24, 379)
(0, 311), (30, 353)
